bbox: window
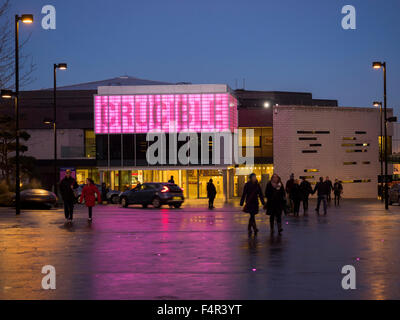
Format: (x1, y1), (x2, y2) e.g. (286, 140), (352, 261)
(304, 169), (319, 172)
(297, 130), (330, 134)
(343, 162), (357, 165)
(355, 131), (367, 134)
(346, 149), (367, 153)
(310, 143), (322, 147)
(302, 150), (317, 153)
(362, 161), (371, 164)
(84, 129), (96, 158)
(341, 179), (371, 183)
(299, 175), (314, 179)
(299, 137), (317, 141)
(342, 143), (370, 147)
(343, 137), (356, 140)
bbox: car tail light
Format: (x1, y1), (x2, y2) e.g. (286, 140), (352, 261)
(161, 186), (169, 193)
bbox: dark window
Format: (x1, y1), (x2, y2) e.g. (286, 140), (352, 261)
(310, 143), (322, 147)
(123, 134), (135, 166)
(362, 161), (371, 164)
(136, 134), (149, 166)
(346, 149), (367, 153)
(299, 176), (314, 179)
(96, 135), (108, 166)
(304, 169), (319, 172)
(110, 134), (122, 166)
(343, 162), (357, 165)
(302, 150), (318, 153)
(299, 137), (317, 140)
(355, 131), (367, 134)
(69, 112), (93, 121)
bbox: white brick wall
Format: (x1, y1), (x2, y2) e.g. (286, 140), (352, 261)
(273, 106), (381, 198)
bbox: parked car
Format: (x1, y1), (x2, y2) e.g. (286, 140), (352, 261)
(74, 184), (119, 204)
(13, 189), (57, 208)
(106, 190), (122, 204)
(389, 183), (400, 205)
(120, 182), (184, 208)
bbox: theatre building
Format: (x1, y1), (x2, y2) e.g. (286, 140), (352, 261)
(94, 84), (238, 200)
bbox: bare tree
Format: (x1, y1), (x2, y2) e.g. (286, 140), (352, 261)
(0, 0), (36, 89)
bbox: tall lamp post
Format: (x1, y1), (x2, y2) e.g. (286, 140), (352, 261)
(373, 101), (383, 202)
(52, 63), (67, 195)
(372, 61), (389, 209)
(0, 14), (33, 215)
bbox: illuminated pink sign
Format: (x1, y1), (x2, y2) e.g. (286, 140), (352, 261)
(94, 93), (237, 134)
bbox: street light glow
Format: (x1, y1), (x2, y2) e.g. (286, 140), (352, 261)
(0, 89), (15, 99)
(372, 61), (383, 69)
(264, 101), (270, 108)
(373, 101), (382, 107)
(57, 63), (68, 70)
(20, 14), (33, 24)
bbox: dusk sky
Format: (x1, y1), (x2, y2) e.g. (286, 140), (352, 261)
(9, 0), (400, 114)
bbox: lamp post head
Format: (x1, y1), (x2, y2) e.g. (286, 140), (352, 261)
(372, 61), (383, 69)
(373, 101), (382, 107)
(20, 14), (33, 24)
(263, 101), (270, 108)
(56, 63), (68, 70)
(1, 89), (16, 99)
(43, 118), (53, 125)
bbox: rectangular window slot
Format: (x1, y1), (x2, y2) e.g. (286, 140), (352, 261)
(299, 176), (314, 179)
(355, 131), (367, 134)
(304, 169), (319, 172)
(302, 150), (318, 153)
(297, 131), (330, 134)
(342, 143), (370, 147)
(346, 149), (368, 153)
(343, 137), (357, 140)
(343, 162), (357, 165)
(362, 161), (371, 164)
(341, 179), (371, 183)
(299, 137), (317, 140)
(310, 143), (322, 147)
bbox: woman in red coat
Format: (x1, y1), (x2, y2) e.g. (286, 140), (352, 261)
(79, 178), (101, 221)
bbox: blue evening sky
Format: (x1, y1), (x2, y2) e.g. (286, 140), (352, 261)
(8, 0), (400, 114)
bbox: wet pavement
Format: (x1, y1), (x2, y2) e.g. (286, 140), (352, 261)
(0, 199), (400, 300)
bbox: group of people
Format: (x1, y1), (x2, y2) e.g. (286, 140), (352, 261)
(240, 173), (344, 236)
(285, 174), (343, 216)
(59, 169), (102, 224)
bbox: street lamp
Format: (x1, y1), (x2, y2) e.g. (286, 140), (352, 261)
(264, 101), (270, 108)
(51, 63), (68, 195)
(373, 101), (383, 202)
(372, 61), (389, 209)
(0, 15), (33, 215)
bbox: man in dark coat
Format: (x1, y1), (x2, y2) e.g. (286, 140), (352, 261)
(333, 179), (343, 207)
(299, 177), (312, 214)
(206, 178), (217, 209)
(313, 177), (329, 215)
(240, 173), (265, 236)
(59, 169), (78, 222)
(325, 176), (333, 204)
(168, 176), (175, 184)
(285, 173), (295, 213)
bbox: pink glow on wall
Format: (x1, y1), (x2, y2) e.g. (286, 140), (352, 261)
(94, 93), (237, 134)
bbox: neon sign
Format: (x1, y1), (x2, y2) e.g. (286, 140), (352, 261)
(94, 93), (238, 134)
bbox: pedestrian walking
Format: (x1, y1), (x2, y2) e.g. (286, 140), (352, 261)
(333, 179), (343, 207)
(325, 176), (333, 204)
(240, 173), (265, 236)
(285, 173), (295, 213)
(313, 177), (329, 215)
(299, 177), (312, 215)
(59, 169), (78, 223)
(264, 174), (286, 235)
(168, 176), (175, 184)
(79, 178), (102, 222)
(207, 178), (217, 209)
(291, 179), (302, 217)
